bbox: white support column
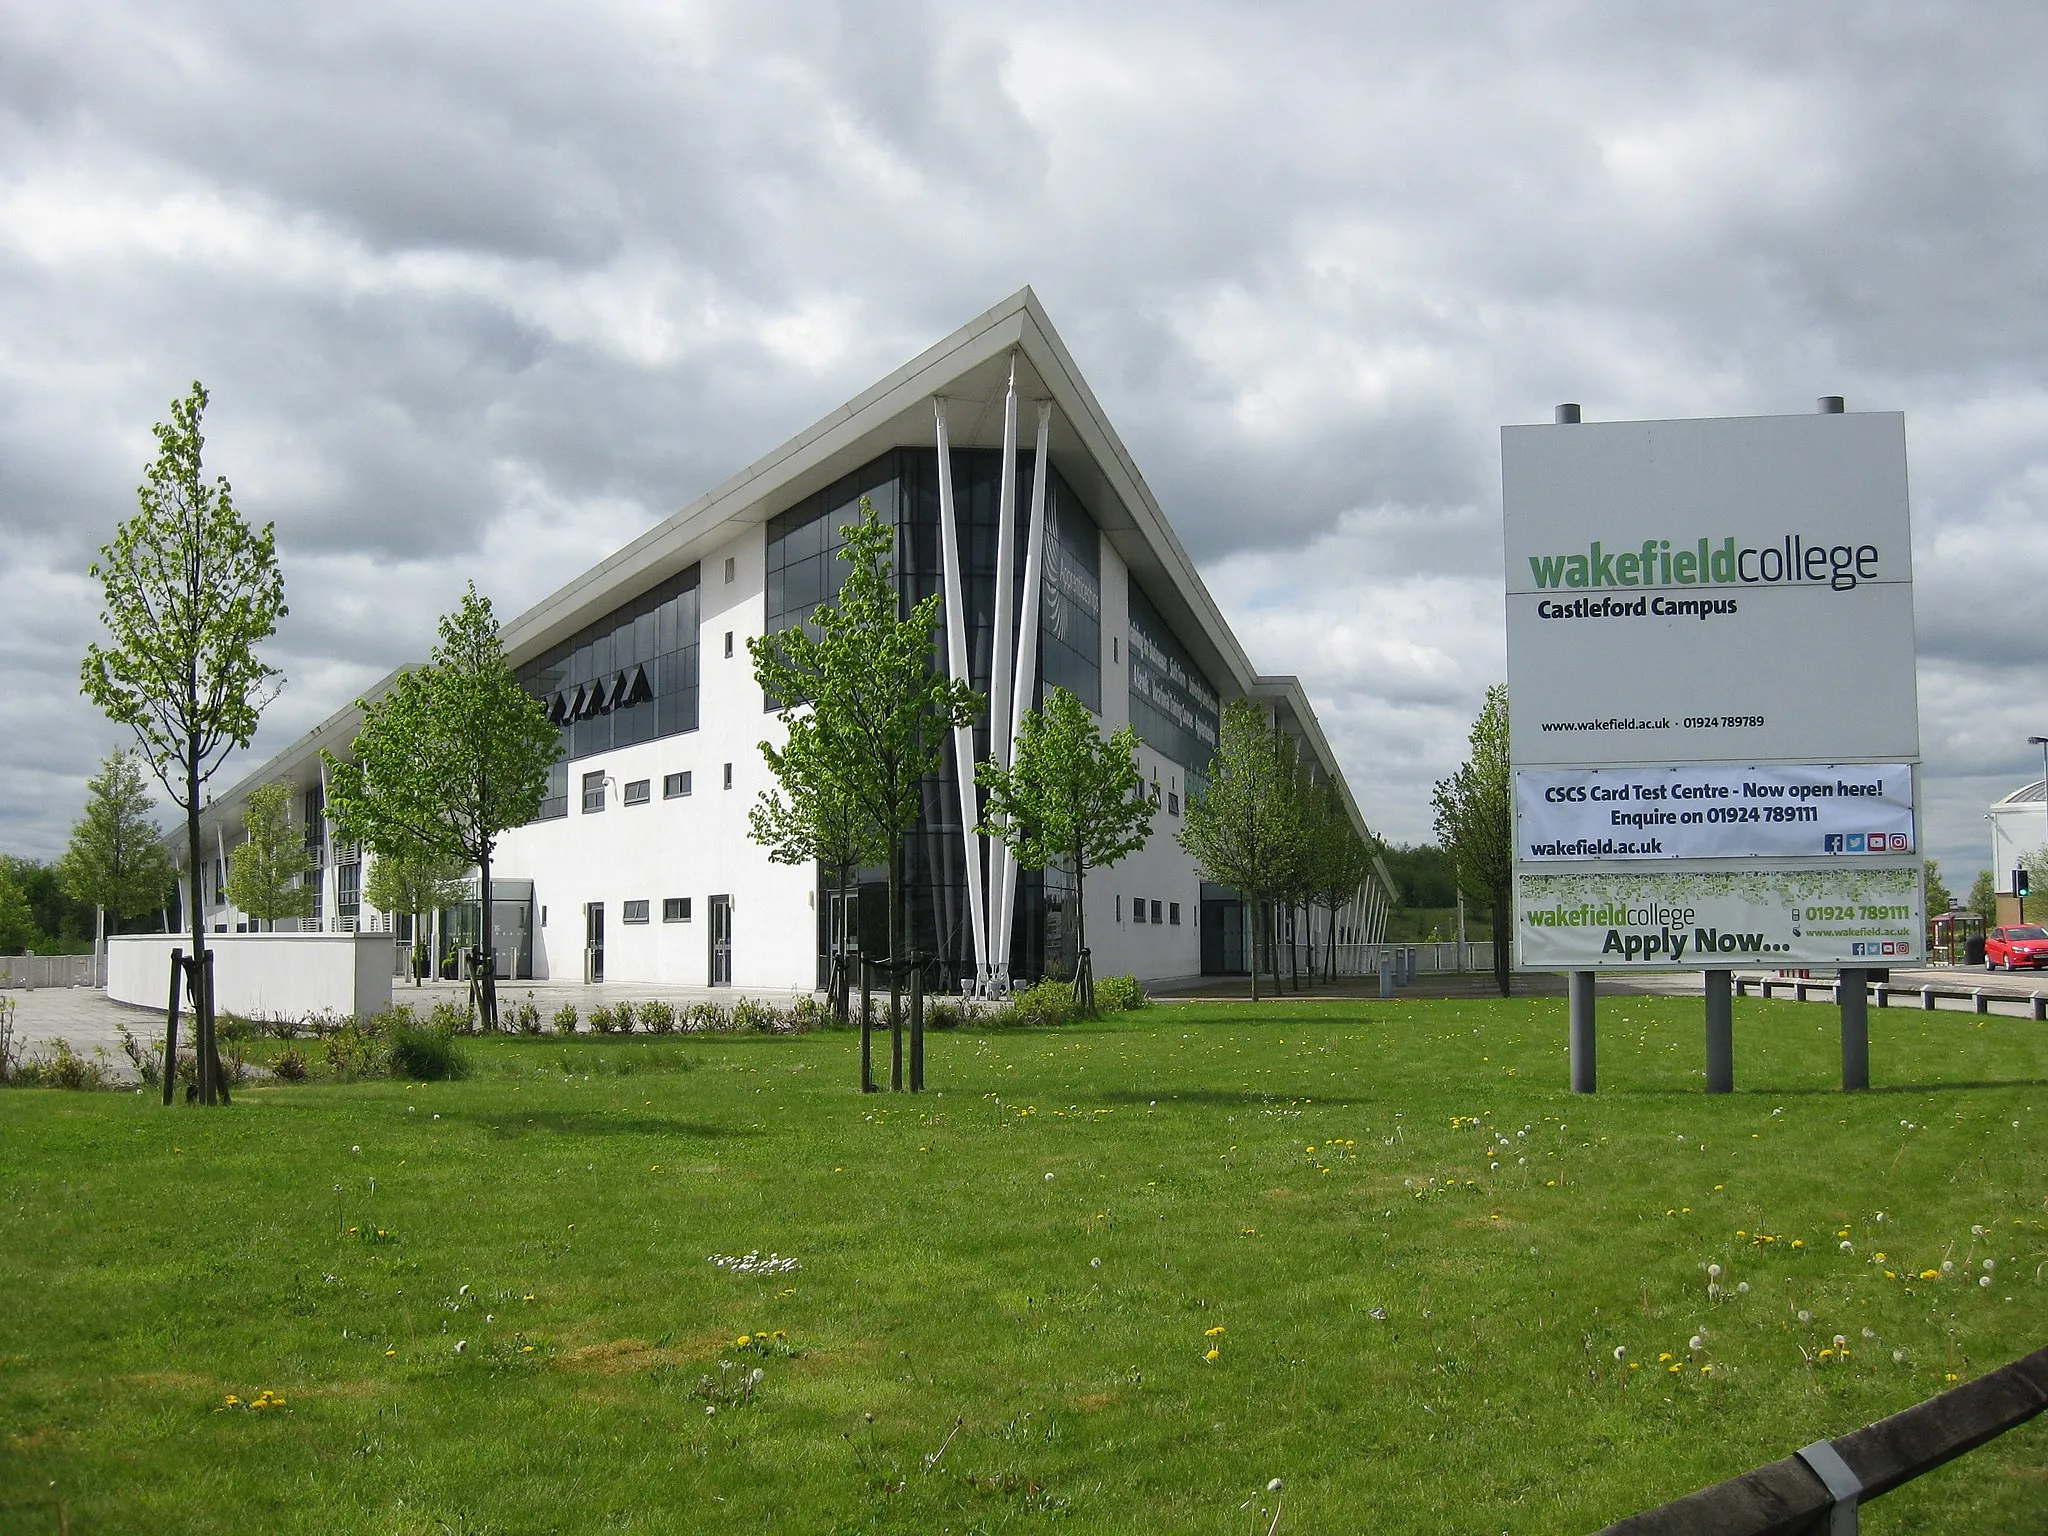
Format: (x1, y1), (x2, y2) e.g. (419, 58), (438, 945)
(215, 825), (231, 931)
(985, 358), (1022, 983)
(994, 400), (1053, 973)
(934, 399), (989, 982)
(319, 759), (335, 933)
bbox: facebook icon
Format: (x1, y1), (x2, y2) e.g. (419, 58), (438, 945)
(1824, 834), (1846, 853)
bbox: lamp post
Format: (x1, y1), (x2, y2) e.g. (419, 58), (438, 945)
(2027, 736), (2048, 923)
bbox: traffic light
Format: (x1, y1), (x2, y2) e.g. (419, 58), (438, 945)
(2016, 867), (2032, 898)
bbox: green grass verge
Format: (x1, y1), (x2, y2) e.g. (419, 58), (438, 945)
(2, 996), (2044, 1534)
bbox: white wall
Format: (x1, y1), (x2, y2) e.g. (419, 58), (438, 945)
(109, 933), (395, 1019)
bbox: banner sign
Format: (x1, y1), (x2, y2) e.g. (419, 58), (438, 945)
(1502, 412), (1918, 767)
(1516, 763), (1915, 861)
(1516, 866), (1924, 969)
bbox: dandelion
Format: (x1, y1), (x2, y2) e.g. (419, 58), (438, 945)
(1737, 1282), (1750, 1294)
(384, 1348), (396, 1358)
(1971, 1224), (1985, 1236)
(453, 1340), (467, 1353)
(1090, 1257), (1102, 1269)
(1613, 1346), (1627, 1361)
(224, 1394), (240, 1406)
(522, 1345), (535, 1353)
(1667, 1364), (1680, 1374)
(1840, 1241), (1854, 1253)
(1658, 1352), (1673, 1363)
(1893, 1350), (1906, 1364)
(1862, 1327), (1876, 1340)
(1833, 1334), (1847, 1348)
(1707, 1264), (1722, 1280)
(1983, 1259), (1996, 1272)
(736, 1335), (752, 1347)
(1819, 1348), (1834, 1361)
(1941, 1259), (1954, 1273)
(1689, 1335), (1705, 1352)
(1979, 1275), (1992, 1288)
(1204, 1348), (1220, 1363)
(1791, 1239), (1803, 1249)
(1205, 1326), (1227, 1337)
(1798, 1310), (1812, 1324)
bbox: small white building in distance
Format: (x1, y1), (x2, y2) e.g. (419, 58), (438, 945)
(1988, 779), (2048, 925)
(185, 289), (1391, 993)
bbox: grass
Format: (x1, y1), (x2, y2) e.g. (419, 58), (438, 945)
(1, 994), (2044, 1534)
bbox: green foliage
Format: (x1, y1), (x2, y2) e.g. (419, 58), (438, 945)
(1922, 859), (1955, 918)
(1010, 977), (1078, 1027)
(1379, 842), (1462, 910)
(322, 1024), (389, 1078)
(387, 1016), (470, 1081)
(223, 782), (316, 925)
(56, 748), (175, 927)
(325, 584), (558, 1028)
(551, 1003), (580, 1036)
(505, 996), (543, 1035)
(1092, 973), (1147, 1013)
(1177, 698), (1308, 1001)
(639, 1000), (676, 1035)
(362, 847), (470, 933)
(0, 861), (35, 954)
(1969, 868), (1998, 924)
(1431, 683), (1513, 996)
(7, 1038), (115, 1091)
(977, 686), (1154, 996)
(270, 1046), (309, 1083)
(0, 856), (98, 954)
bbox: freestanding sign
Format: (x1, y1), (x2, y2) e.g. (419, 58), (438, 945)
(1502, 409), (1923, 980)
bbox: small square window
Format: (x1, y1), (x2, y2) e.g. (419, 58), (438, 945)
(623, 899), (650, 924)
(1169, 902), (1181, 925)
(582, 771), (606, 813)
(1115, 894), (1123, 922)
(1112, 636), (1119, 664)
(663, 897), (692, 923)
(1151, 783), (1162, 805)
(624, 778), (650, 806)
(1168, 792), (1180, 816)
(723, 763), (733, 790)
(723, 556), (736, 584)
(664, 771), (692, 798)
(724, 630), (734, 658)
(1133, 895), (1147, 924)
(1150, 900), (1163, 925)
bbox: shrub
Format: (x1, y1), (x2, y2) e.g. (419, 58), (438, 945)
(640, 1000), (677, 1035)
(551, 1003), (580, 1036)
(923, 999), (965, 1031)
(731, 996), (782, 1033)
(116, 1022), (163, 1086)
(259, 1012), (303, 1041)
(324, 1025), (389, 1078)
(1011, 978), (1077, 1027)
(425, 998), (474, 1037)
(302, 1009), (350, 1039)
(684, 1001), (730, 1033)
(588, 1004), (618, 1035)
(1093, 974), (1148, 1014)
(789, 995), (833, 1032)
(215, 1012), (255, 1043)
(19, 1039), (115, 1091)
(271, 1046), (310, 1082)
(388, 1016), (469, 1081)
(506, 995), (543, 1034)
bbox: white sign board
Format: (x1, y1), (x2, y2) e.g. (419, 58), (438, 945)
(1503, 413), (1917, 768)
(1517, 867), (1923, 969)
(1516, 764), (1916, 861)
(1502, 410), (1922, 971)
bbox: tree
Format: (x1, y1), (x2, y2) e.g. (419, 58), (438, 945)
(324, 584), (557, 1030)
(1178, 698), (1308, 1003)
(0, 861), (34, 955)
(57, 748), (176, 966)
(749, 497), (980, 1091)
(1922, 858), (1955, 918)
(81, 381), (286, 1104)
(222, 782), (316, 928)
(1302, 778), (1378, 983)
(1968, 868), (1998, 925)
(1432, 683), (1513, 997)
(748, 709), (886, 1023)
(363, 846), (470, 984)
(975, 686), (1156, 1013)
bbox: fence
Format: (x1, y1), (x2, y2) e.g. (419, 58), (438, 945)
(0, 953), (104, 989)
(1362, 941), (1500, 975)
(1599, 1342), (2048, 1533)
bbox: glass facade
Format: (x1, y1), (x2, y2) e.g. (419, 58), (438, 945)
(1128, 577), (1220, 779)
(764, 447), (1111, 987)
(516, 565), (701, 818)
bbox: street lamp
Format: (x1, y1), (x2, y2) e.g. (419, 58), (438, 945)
(2025, 736), (2048, 922)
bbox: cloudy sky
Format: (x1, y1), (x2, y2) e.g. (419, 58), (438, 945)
(4, 2), (2045, 888)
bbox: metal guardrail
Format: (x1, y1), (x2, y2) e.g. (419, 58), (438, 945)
(1599, 1343), (2048, 1533)
(0, 953), (104, 989)
(1739, 973), (2048, 1020)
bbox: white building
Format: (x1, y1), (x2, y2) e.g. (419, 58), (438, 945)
(1988, 779), (2048, 923)
(187, 289), (1391, 992)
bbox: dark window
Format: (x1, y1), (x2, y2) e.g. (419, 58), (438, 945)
(723, 763), (732, 790)
(1128, 578), (1221, 777)
(582, 771), (606, 813)
(1038, 470), (1102, 712)
(624, 779), (650, 806)
(534, 759), (568, 821)
(724, 630), (733, 658)
(1169, 902), (1182, 926)
(516, 564), (701, 766)
(723, 556), (735, 584)
(1151, 900), (1163, 925)
(663, 897), (691, 923)
(664, 771), (692, 798)
(1168, 791), (1180, 816)
(1133, 895), (1147, 924)
(623, 900), (649, 924)
(337, 860), (360, 918)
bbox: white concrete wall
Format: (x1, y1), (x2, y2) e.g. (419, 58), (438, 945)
(108, 934), (395, 1019)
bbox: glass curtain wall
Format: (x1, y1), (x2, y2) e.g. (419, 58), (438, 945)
(764, 447), (1104, 988)
(1127, 579), (1221, 795)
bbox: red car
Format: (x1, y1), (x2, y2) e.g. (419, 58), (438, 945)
(1984, 925), (2048, 970)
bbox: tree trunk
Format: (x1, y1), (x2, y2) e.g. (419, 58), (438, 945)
(1247, 898), (1260, 1004)
(1072, 844), (1093, 1015)
(1491, 880), (1512, 997)
(186, 749), (214, 1105)
(1326, 903), (1338, 984)
(479, 844), (500, 1030)
(888, 843), (903, 1092)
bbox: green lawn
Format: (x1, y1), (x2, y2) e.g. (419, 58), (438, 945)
(3, 995), (2045, 1534)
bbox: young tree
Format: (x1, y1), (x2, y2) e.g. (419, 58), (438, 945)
(975, 686), (1156, 1013)
(363, 847), (471, 985)
(57, 749), (176, 968)
(1968, 868), (1998, 926)
(80, 382), (286, 1104)
(1432, 683), (1513, 997)
(1302, 778), (1378, 983)
(749, 498), (980, 1091)
(1178, 698), (1308, 1003)
(324, 584), (557, 1030)
(0, 860), (34, 955)
(222, 782), (316, 928)
(749, 710), (886, 1026)
(1922, 858), (1955, 919)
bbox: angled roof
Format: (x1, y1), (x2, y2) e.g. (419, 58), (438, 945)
(203, 289), (1372, 846)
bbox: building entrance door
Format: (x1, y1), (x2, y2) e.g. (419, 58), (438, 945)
(709, 894), (732, 986)
(584, 902), (604, 983)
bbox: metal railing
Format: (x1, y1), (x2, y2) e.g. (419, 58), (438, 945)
(1599, 1343), (2048, 1533)
(0, 953), (105, 989)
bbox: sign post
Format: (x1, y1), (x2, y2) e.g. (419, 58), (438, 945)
(1503, 399), (1921, 1092)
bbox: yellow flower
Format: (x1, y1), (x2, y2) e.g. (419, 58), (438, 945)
(1791, 1239), (1803, 1249)
(224, 1395), (240, 1405)
(1819, 1348), (1834, 1360)
(1700, 1364), (1713, 1374)
(736, 1334), (751, 1347)
(1919, 1270), (1940, 1281)
(1658, 1352), (1673, 1362)
(1203, 1348), (1220, 1363)
(1667, 1364), (1680, 1374)
(384, 1349), (396, 1358)
(1205, 1326), (1227, 1337)
(522, 1345), (535, 1353)
(1628, 1362), (1640, 1371)
(773, 1330), (786, 1340)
